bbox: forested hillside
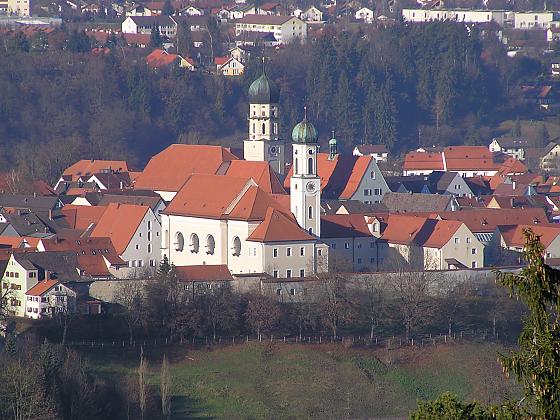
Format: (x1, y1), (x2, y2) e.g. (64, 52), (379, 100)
(0, 22), (545, 183)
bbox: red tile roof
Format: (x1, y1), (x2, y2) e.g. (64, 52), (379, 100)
(247, 207), (315, 243)
(41, 237), (125, 266)
(224, 160), (285, 194)
(214, 56), (229, 65)
(63, 160), (129, 181)
(284, 153), (375, 199)
(91, 203), (149, 254)
(26, 280), (59, 296)
(174, 264), (233, 282)
(165, 174), (250, 219)
(134, 144), (238, 192)
(146, 49), (180, 69)
(430, 208), (549, 233)
(417, 220), (463, 248)
(380, 214), (428, 245)
(499, 224), (560, 248)
(403, 151), (444, 171)
(403, 147), (527, 174)
(60, 205), (107, 231)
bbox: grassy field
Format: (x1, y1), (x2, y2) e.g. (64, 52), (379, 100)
(85, 341), (519, 419)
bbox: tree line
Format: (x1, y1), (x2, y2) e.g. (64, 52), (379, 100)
(106, 257), (525, 347)
(0, 21), (547, 184)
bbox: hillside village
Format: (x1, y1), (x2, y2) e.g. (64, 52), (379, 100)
(0, 63), (560, 321)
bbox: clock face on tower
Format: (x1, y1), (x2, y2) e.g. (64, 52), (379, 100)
(306, 182), (316, 193)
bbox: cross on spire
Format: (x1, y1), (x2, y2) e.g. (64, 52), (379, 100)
(303, 106), (307, 121)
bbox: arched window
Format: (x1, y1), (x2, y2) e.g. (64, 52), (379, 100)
(309, 227), (313, 234)
(294, 158), (298, 175)
(232, 236), (241, 256)
(308, 157), (313, 174)
(190, 233), (199, 253)
(262, 123), (266, 135)
(173, 232), (184, 252)
(206, 235), (215, 255)
(308, 206), (313, 219)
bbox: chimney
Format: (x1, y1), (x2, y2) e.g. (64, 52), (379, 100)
(512, 180), (517, 190)
(119, 181), (124, 190)
(48, 209), (53, 221)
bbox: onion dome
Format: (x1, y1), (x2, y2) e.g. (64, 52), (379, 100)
(248, 70), (280, 104)
(292, 107), (318, 144)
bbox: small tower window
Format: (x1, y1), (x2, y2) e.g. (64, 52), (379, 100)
(252, 123), (256, 133)
(308, 157), (313, 174)
(308, 206), (313, 219)
(262, 123), (266, 135)
(294, 158), (298, 175)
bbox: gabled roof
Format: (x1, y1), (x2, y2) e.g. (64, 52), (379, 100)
(174, 264), (233, 282)
(382, 192), (455, 213)
(90, 203), (150, 254)
(134, 144), (238, 192)
(226, 186), (289, 221)
(60, 205), (107, 232)
(431, 208), (549, 233)
(354, 144), (388, 155)
(379, 214), (429, 245)
(417, 219), (463, 248)
(62, 160), (129, 181)
(127, 15), (176, 26)
(41, 237), (125, 266)
(426, 171), (462, 193)
(498, 224), (560, 249)
(146, 49), (181, 69)
(0, 194), (61, 212)
(222, 160), (285, 194)
(284, 153), (379, 200)
(320, 214), (373, 238)
(97, 190), (163, 212)
(14, 251), (92, 283)
(492, 136), (530, 148)
(25, 280), (59, 296)
(403, 151), (444, 171)
(247, 207), (315, 243)
(164, 174), (251, 219)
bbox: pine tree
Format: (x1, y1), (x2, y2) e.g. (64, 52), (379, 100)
(162, 0), (173, 16)
(176, 20), (192, 58)
(535, 123), (549, 148)
(374, 76), (397, 151)
(496, 229), (560, 418)
(511, 116), (522, 137)
(150, 25), (163, 48)
(335, 71), (359, 150)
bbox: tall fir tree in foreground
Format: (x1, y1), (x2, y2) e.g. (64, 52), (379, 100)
(411, 229), (560, 419)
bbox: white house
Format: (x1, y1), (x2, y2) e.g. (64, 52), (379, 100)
(180, 6), (203, 16)
(514, 12), (557, 29)
(301, 6), (323, 22)
(235, 15), (307, 44)
(25, 280), (77, 319)
(215, 56), (245, 76)
(90, 203), (161, 278)
(122, 16), (178, 38)
(353, 144), (388, 162)
(488, 137), (529, 161)
(355, 7), (374, 23)
(402, 9), (507, 26)
(7, 0), (30, 16)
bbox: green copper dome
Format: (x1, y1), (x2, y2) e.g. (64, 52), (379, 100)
(292, 112), (318, 144)
(248, 72), (280, 104)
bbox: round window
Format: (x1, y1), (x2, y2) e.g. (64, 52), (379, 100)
(308, 149), (314, 155)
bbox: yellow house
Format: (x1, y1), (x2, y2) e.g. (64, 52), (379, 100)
(215, 56), (245, 76)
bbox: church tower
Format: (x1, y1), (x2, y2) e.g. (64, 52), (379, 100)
(290, 108), (321, 237)
(243, 61), (285, 175)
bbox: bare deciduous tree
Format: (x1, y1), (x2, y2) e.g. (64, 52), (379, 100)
(391, 264), (438, 341)
(160, 355), (172, 419)
(318, 273), (353, 339)
(138, 346), (148, 420)
(244, 294), (280, 340)
(358, 277), (386, 341)
(115, 281), (145, 345)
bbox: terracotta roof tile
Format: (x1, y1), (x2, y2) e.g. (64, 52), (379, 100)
(224, 160), (285, 194)
(380, 214), (428, 245)
(62, 160), (129, 181)
(91, 203), (149, 254)
(60, 205), (107, 231)
(499, 224), (560, 248)
(284, 153), (376, 199)
(247, 207), (315, 243)
(134, 144), (238, 193)
(25, 280), (59, 296)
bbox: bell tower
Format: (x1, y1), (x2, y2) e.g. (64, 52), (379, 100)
(244, 59), (285, 175)
(290, 107), (321, 237)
